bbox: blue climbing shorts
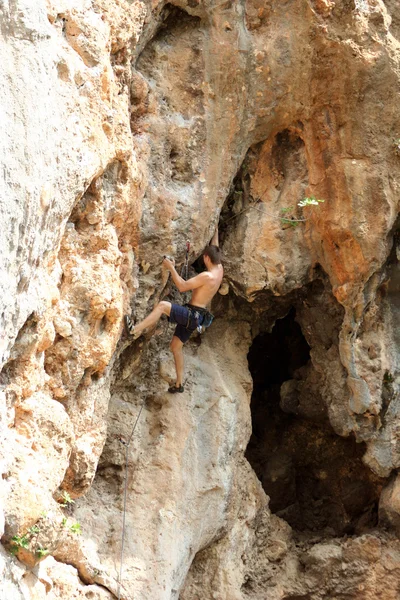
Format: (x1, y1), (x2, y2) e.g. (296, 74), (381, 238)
(168, 303), (204, 344)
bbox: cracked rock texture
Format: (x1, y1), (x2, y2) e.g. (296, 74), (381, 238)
(1, 0), (400, 599)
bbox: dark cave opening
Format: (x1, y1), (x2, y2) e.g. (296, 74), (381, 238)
(245, 309), (385, 536)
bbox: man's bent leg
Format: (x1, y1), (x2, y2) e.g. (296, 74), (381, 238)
(132, 301), (171, 336)
(170, 335), (184, 388)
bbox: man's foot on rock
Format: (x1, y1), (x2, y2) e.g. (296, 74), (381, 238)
(168, 384), (184, 394)
(124, 315), (140, 339)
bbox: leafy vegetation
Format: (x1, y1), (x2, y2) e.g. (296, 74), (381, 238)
(60, 491), (75, 506)
(28, 525), (40, 535)
(10, 521), (48, 557)
(298, 195), (325, 208)
(70, 522), (82, 535)
(278, 196), (325, 228)
(10, 534), (29, 553)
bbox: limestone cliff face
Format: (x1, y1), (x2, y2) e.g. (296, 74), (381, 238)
(1, 1), (400, 599)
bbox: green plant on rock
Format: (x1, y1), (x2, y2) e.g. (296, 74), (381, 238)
(298, 195), (325, 208)
(9, 520), (48, 556)
(36, 547), (49, 558)
(28, 525), (40, 535)
(281, 218), (301, 228)
(278, 196), (325, 228)
(70, 522), (82, 535)
(10, 534), (29, 554)
(279, 206), (301, 228)
(60, 491), (75, 506)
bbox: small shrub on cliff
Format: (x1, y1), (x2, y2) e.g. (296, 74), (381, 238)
(298, 195), (325, 208)
(279, 196), (325, 228)
(280, 207), (301, 228)
(36, 547), (49, 558)
(70, 522), (82, 535)
(59, 491), (75, 506)
(10, 534), (29, 554)
(28, 525), (40, 535)
(10, 523), (45, 556)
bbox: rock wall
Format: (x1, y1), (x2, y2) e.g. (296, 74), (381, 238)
(1, 0), (400, 599)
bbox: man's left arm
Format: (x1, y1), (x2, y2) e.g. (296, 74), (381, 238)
(210, 225), (219, 247)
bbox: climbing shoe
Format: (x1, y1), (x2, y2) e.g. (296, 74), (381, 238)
(124, 315), (140, 339)
(168, 385), (184, 394)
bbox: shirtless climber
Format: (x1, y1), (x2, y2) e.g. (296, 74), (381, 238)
(125, 228), (223, 393)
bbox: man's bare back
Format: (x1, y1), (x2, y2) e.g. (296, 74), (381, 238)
(189, 264), (224, 307)
(164, 227), (223, 308)
(162, 256), (223, 309)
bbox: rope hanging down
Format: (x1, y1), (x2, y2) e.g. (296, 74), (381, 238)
(117, 240), (191, 597)
(117, 398), (146, 600)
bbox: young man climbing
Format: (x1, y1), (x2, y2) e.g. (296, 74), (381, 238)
(125, 228), (223, 393)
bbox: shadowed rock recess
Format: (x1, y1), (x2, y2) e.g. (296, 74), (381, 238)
(246, 309), (385, 536)
(1, 1), (400, 599)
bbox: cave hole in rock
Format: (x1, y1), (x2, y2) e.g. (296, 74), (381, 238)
(245, 309), (385, 536)
(218, 148), (257, 246)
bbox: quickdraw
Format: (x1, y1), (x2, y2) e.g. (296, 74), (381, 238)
(180, 239), (190, 281)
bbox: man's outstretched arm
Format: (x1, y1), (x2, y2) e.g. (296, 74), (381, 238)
(163, 258), (210, 292)
(210, 225), (219, 247)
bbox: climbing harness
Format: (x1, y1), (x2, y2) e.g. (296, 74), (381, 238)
(184, 303), (214, 333)
(117, 398), (146, 600)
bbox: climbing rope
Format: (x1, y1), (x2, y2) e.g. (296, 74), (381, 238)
(117, 398), (146, 600)
(117, 241), (193, 597)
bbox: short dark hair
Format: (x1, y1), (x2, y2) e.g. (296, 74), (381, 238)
(203, 245), (221, 265)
